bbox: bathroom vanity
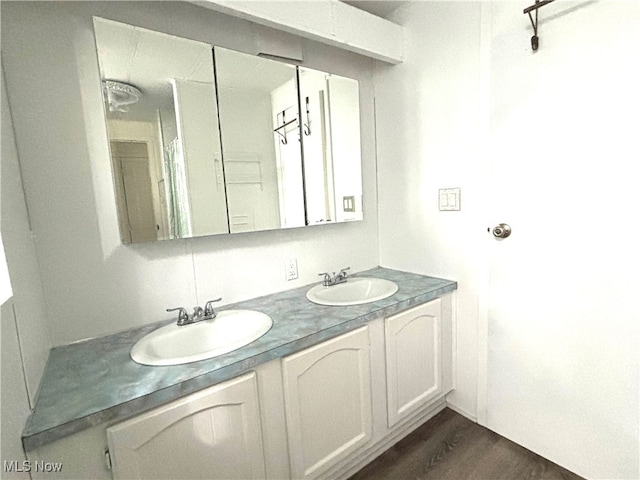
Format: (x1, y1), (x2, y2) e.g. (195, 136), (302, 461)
(23, 268), (456, 479)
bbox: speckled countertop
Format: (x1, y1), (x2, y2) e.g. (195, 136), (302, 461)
(23, 267), (456, 451)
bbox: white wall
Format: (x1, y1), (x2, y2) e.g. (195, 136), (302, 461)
(375, 1), (485, 420)
(1, 63), (51, 407)
(1, 1), (378, 350)
(0, 301), (31, 479)
(1, 64), (46, 477)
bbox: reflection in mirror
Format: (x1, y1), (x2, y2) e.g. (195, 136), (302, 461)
(214, 47), (305, 233)
(298, 68), (363, 225)
(94, 18), (229, 243)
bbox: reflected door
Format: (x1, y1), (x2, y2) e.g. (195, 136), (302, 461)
(298, 68), (334, 225)
(111, 141), (157, 243)
(273, 102), (305, 229)
(214, 46), (302, 233)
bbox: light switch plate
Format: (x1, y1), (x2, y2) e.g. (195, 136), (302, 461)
(439, 188), (461, 211)
(343, 196), (356, 212)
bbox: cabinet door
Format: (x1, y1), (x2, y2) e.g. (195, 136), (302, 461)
(385, 299), (442, 427)
(282, 326), (373, 479)
(107, 372), (266, 480)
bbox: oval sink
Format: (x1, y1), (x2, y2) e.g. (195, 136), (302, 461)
(306, 277), (398, 306)
(131, 310), (273, 366)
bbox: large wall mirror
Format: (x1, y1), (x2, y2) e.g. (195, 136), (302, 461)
(94, 18), (363, 244)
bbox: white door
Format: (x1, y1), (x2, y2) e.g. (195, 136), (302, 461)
(483, 2), (639, 479)
(120, 157), (157, 243)
(112, 141), (158, 243)
(107, 372), (266, 480)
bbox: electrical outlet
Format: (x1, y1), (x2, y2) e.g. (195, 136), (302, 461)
(285, 258), (298, 281)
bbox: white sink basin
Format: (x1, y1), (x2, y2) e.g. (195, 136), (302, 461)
(131, 310), (273, 366)
(306, 277), (398, 306)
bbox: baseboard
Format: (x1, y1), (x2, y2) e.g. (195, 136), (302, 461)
(444, 400), (477, 423)
(329, 400), (448, 480)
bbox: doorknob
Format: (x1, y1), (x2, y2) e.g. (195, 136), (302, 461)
(491, 223), (512, 238)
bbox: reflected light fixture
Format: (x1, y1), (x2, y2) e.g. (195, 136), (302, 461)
(103, 80), (142, 113)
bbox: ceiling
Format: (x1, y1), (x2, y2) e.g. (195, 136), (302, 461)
(94, 18), (215, 123)
(341, 0), (408, 19)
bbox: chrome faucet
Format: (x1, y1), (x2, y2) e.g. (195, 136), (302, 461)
(318, 267), (350, 287)
(192, 306), (205, 320)
(167, 298), (222, 326)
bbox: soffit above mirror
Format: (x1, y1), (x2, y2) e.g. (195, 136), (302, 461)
(187, 0), (404, 64)
(340, 1), (409, 19)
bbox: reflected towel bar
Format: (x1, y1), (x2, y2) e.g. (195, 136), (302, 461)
(273, 116), (297, 144)
(273, 118), (297, 132)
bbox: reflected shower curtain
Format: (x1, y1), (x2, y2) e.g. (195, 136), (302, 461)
(164, 138), (192, 238)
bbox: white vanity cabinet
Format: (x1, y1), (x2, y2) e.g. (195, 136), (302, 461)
(25, 294), (454, 480)
(385, 299), (443, 427)
(107, 372), (266, 480)
(26, 362), (289, 480)
(282, 326), (373, 480)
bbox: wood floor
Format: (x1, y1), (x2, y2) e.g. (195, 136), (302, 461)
(349, 408), (584, 480)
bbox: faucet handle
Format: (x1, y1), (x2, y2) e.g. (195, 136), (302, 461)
(167, 307), (189, 325)
(204, 298), (222, 317)
(334, 267), (350, 284)
(318, 272), (331, 286)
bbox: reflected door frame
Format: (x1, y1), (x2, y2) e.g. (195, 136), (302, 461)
(107, 120), (168, 242)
